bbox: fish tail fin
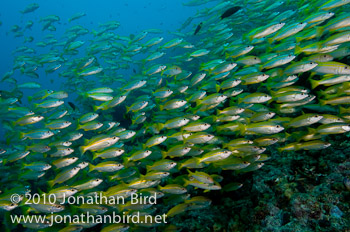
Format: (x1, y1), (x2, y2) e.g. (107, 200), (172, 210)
(295, 45), (303, 55)
(316, 26), (324, 38)
(116, 204), (124, 213)
(238, 122), (246, 135)
(215, 84), (220, 93)
(161, 150), (167, 159)
(92, 105), (100, 112)
(258, 64), (264, 72)
(195, 157), (202, 165)
(310, 79), (319, 89)
(48, 180), (55, 188)
(319, 99), (327, 106)
(126, 106), (131, 113)
(340, 106), (349, 115)
(122, 156), (130, 165)
(88, 163), (94, 172)
(157, 123), (164, 131)
(296, 37), (304, 43)
(307, 127), (317, 135)
(248, 35), (254, 42)
(195, 99), (202, 106)
(9, 120), (16, 128)
(183, 179), (191, 187)
(79, 146), (86, 155)
(19, 132), (26, 140)
(266, 46), (273, 53)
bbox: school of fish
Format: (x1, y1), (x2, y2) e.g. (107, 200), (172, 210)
(1, 0), (350, 231)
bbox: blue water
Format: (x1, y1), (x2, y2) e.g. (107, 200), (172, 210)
(0, 0), (215, 141)
(0, 0), (213, 85)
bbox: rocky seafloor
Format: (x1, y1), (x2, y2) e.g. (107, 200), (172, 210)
(171, 134), (350, 232)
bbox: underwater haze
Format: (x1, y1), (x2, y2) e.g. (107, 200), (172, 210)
(1, 0), (350, 231)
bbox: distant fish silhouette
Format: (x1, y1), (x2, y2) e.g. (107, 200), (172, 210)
(220, 6), (242, 20)
(194, 22), (203, 35)
(68, 102), (76, 111)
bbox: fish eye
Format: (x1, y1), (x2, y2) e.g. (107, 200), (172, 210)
(299, 22), (303, 25)
(118, 149), (122, 152)
(67, 148), (72, 151)
(276, 125), (281, 128)
(345, 66), (348, 69)
(113, 136), (117, 139)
